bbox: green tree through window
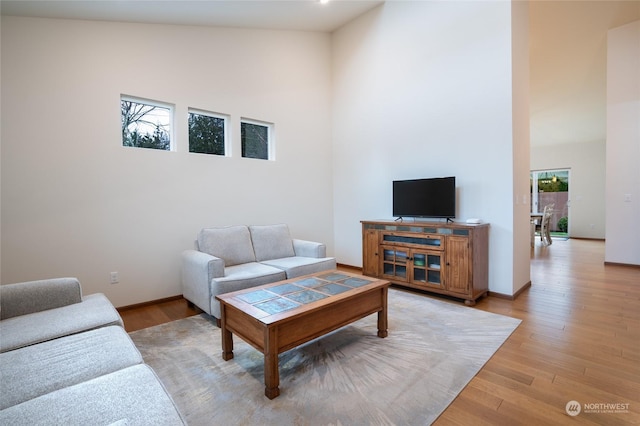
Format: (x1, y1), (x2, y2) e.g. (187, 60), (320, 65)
(188, 111), (226, 155)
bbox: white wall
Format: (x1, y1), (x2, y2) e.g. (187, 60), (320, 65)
(511, 0), (532, 293)
(605, 20), (640, 265)
(1, 17), (334, 306)
(2, 3), (537, 302)
(331, 1), (526, 295)
(530, 141), (606, 238)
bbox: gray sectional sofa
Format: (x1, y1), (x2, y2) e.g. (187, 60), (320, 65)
(182, 224), (336, 322)
(0, 277), (186, 425)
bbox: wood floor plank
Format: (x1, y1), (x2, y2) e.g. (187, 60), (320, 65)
(553, 372), (640, 407)
(436, 394), (522, 426)
(466, 371), (579, 424)
(495, 399), (604, 426)
(119, 299), (202, 332)
(483, 356), (556, 384)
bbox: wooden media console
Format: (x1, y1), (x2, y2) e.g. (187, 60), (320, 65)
(361, 220), (489, 306)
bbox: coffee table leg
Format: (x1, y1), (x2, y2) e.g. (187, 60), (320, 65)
(377, 287), (388, 338)
(221, 306), (234, 360)
(264, 327), (280, 399)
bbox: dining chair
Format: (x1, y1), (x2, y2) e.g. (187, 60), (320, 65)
(539, 204), (554, 245)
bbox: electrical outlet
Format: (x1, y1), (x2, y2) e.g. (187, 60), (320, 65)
(110, 272), (119, 284)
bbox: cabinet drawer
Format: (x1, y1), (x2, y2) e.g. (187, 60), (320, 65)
(380, 232), (444, 250)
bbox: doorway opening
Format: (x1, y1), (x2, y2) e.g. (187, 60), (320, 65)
(530, 169), (570, 239)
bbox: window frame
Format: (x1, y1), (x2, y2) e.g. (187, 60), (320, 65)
(121, 95), (175, 151)
(187, 108), (230, 157)
(240, 118), (275, 161)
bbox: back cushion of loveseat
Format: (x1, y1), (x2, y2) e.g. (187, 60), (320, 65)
(249, 224), (295, 262)
(197, 226), (256, 266)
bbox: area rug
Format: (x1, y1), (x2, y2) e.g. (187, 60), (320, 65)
(129, 288), (521, 426)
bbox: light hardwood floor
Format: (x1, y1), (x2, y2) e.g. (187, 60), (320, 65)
(118, 238), (640, 424)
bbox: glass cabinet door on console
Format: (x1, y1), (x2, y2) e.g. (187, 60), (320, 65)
(411, 251), (444, 288)
(381, 247), (443, 288)
(381, 247), (409, 281)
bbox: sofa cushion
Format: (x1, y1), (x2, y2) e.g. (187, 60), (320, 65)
(0, 293), (123, 353)
(209, 263), (286, 319)
(0, 278), (82, 320)
(197, 226), (256, 266)
(260, 257), (337, 279)
(212, 262), (286, 290)
(0, 364), (186, 425)
(0, 326), (143, 409)
(249, 224), (295, 262)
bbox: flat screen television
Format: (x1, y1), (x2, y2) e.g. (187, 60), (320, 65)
(393, 177), (456, 219)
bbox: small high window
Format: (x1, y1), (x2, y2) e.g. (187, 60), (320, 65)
(241, 119), (273, 160)
(121, 96), (173, 150)
(188, 109), (228, 156)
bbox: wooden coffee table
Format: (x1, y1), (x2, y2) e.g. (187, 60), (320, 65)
(216, 270), (390, 399)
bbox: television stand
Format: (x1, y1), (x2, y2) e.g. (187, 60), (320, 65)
(361, 219), (489, 306)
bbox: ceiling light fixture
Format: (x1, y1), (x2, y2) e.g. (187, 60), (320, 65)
(319, 0), (330, 4)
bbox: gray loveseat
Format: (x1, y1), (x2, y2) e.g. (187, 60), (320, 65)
(0, 278), (186, 425)
(181, 224), (336, 323)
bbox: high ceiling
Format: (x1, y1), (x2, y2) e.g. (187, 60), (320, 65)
(0, 0), (384, 32)
(2, 0), (639, 147)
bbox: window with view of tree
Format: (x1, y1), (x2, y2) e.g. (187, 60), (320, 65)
(241, 119), (272, 160)
(121, 96), (172, 150)
(188, 110), (227, 155)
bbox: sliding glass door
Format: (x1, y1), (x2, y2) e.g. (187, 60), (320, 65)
(531, 169), (570, 237)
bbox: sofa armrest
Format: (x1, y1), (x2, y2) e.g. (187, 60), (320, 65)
(0, 278), (82, 320)
(181, 250), (225, 316)
(292, 239), (327, 258)
(182, 250), (225, 281)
